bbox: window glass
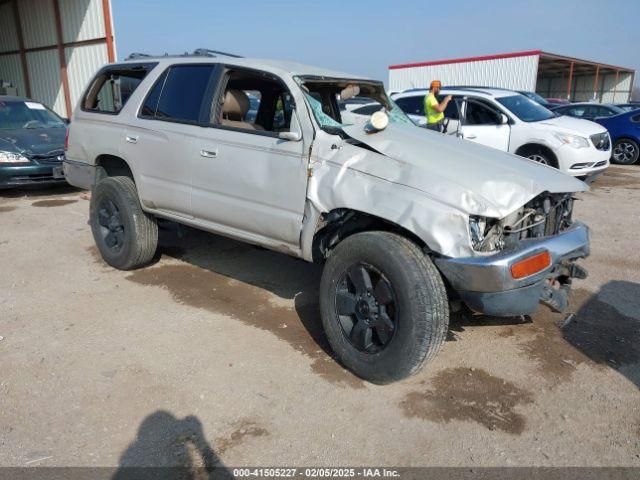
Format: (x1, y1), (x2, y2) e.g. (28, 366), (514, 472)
(496, 95), (555, 122)
(140, 70), (168, 117)
(156, 65), (214, 123)
(394, 95), (424, 116)
(464, 100), (501, 125)
(566, 106), (586, 117)
(83, 65), (153, 113)
(273, 92), (294, 131)
(442, 96), (460, 120)
(0, 100), (65, 129)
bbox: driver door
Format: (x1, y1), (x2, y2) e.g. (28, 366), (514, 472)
(458, 98), (510, 151)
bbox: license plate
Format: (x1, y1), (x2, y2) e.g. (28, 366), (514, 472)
(52, 165), (65, 179)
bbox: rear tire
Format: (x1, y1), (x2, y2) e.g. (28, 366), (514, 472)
(319, 231), (449, 384)
(90, 176), (158, 270)
(611, 138), (639, 165)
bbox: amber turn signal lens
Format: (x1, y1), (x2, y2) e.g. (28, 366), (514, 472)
(510, 251), (551, 279)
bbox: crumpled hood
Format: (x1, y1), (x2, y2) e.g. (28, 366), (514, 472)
(341, 123), (587, 218)
(0, 127), (66, 157)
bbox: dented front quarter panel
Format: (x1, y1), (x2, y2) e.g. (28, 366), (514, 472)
(304, 123), (588, 259)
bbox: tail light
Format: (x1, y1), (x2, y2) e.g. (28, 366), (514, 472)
(510, 251), (551, 279)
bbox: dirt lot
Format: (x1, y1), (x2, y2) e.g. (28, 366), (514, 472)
(0, 166), (639, 470)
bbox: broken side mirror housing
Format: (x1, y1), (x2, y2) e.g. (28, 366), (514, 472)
(366, 111), (389, 133)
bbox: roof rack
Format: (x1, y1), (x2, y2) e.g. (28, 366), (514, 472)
(124, 49), (243, 61)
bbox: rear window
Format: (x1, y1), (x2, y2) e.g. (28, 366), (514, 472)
(82, 63), (156, 114)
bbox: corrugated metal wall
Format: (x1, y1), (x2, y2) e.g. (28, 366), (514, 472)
(66, 42), (108, 108)
(0, 0), (114, 117)
(537, 72), (633, 103)
(389, 55), (540, 92)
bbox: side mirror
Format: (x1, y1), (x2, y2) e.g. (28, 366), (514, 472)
(500, 113), (509, 125)
(278, 131), (301, 141)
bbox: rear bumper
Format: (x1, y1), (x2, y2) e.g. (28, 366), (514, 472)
(0, 163), (66, 189)
(62, 159), (94, 190)
(435, 222), (590, 316)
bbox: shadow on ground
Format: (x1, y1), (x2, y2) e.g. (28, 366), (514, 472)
(122, 223), (364, 388)
(563, 280), (640, 389)
(0, 183), (81, 199)
(112, 411), (233, 480)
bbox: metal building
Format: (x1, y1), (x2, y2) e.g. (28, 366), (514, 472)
(0, 0), (115, 118)
(389, 50), (635, 103)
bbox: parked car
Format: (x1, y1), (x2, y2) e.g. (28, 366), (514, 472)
(518, 91), (556, 109)
(592, 110), (640, 164)
(551, 102), (625, 121)
(615, 102), (640, 113)
(546, 98), (570, 106)
(65, 55), (591, 384)
(392, 88), (610, 178)
(0, 96), (67, 189)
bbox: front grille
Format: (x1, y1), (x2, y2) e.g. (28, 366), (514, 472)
(593, 160), (607, 167)
(590, 132), (610, 151)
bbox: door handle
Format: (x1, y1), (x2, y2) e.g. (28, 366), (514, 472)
(125, 135), (138, 144)
(200, 149), (218, 158)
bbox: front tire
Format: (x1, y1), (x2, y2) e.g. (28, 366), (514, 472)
(611, 138), (639, 165)
(319, 231), (449, 384)
(90, 176), (158, 270)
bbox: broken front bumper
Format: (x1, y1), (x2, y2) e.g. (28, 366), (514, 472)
(434, 222), (590, 316)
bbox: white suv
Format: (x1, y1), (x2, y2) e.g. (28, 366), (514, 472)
(392, 87), (611, 178)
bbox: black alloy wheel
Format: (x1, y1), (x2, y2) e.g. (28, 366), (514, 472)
(334, 263), (397, 353)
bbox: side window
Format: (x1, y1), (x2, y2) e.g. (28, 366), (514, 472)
(155, 65), (215, 123)
(215, 68), (293, 134)
(83, 64), (155, 114)
(567, 106), (586, 117)
(443, 96), (460, 120)
(395, 96), (424, 116)
(464, 100), (501, 125)
(140, 70), (168, 117)
(596, 106), (614, 118)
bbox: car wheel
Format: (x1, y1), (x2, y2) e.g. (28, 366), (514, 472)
(319, 231), (449, 384)
(90, 175), (158, 270)
(528, 152), (551, 165)
(611, 139), (639, 165)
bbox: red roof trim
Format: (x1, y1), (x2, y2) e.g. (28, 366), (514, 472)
(388, 50), (542, 70)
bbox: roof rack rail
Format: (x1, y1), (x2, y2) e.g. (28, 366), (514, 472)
(124, 49), (243, 62)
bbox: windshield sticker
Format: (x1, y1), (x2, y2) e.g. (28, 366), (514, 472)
(25, 102), (46, 110)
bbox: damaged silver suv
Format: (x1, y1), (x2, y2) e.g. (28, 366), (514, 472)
(64, 52), (590, 384)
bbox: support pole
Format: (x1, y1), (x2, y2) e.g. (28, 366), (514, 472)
(593, 64), (600, 102)
(566, 61), (574, 101)
(11, 0), (31, 97)
(101, 0), (115, 62)
(613, 70), (619, 103)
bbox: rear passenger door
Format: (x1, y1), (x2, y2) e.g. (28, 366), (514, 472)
(123, 64), (217, 217)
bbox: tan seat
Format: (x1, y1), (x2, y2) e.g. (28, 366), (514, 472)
(220, 89), (264, 131)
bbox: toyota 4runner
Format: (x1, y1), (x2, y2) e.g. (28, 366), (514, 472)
(64, 52), (590, 384)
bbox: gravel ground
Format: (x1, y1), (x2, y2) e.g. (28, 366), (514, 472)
(0, 165), (638, 471)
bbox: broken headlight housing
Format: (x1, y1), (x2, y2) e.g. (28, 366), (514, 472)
(469, 215), (504, 252)
(0, 150), (30, 163)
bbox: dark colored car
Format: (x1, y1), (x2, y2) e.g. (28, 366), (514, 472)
(518, 91), (555, 110)
(551, 102), (625, 121)
(0, 96), (67, 189)
(594, 110), (640, 165)
(616, 102), (640, 112)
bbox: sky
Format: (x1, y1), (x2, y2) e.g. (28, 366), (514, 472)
(111, 0), (640, 88)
